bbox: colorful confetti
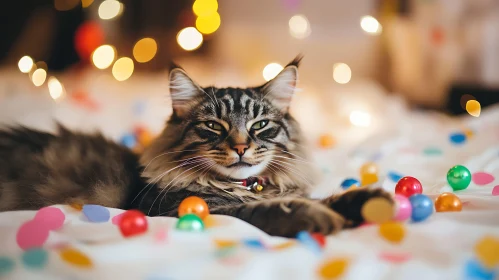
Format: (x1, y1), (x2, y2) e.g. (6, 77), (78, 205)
(387, 171), (403, 183)
(272, 241), (296, 251)
(120, 133), (137, 149)
(111, 212), (126, 225)
(22, 248), (48, 269)
(318, 259), (349, 279)
(213, 239), (238, 249)
(464, 259), (496, 280)
(379, 222), (405, 244)
(449, 133), (466, 145)
(423, 147), (443, 156)
(361, 198), (394, 224)
(474, 236), (499, 269)
(319, 134), (335, 149)
(379, 252), (411, 263)
(16, 220), (50, 250)
(0, 257), (14, 276)
(311, 233), (326, 248)
(154, 229), (168, 243)
(492, 186), (499, 196)
(472, 172), (495, 186)
(34, 207), (65, 230)
(82, 204), (110, 223)
(242, 239), (266, 249)
(340, 178), (360, 190)
(59, 248), (93, 268)
(296, 231), (321, 254)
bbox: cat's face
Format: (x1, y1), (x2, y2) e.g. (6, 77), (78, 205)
(141, 57), (311, 191)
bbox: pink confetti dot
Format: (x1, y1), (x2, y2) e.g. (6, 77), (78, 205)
(111, 212), (126, 225)
(16, 220), (50, 250)
(379, 252), (412, 263)
(34, 207), (65, 231)
(154, 229), (168, 243)
(472, 172), (495, 185)
(492, 186), (499, 196)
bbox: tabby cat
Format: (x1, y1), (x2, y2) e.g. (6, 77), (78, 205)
(0, 57), (392, 237)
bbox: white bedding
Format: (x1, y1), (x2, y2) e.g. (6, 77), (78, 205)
(0, 70), (498, 280)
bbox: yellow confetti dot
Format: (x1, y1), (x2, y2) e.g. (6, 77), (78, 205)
(319, 134), (335, 149)
(361, 173), (378, 186)
(213, 239), (238, 249)
(272, 241), (296, 251)
(361, 197), (394, 224)
(466, 100), (481, 117)
(464, 129), (473, 138)
(474, 235), (499, 269)
(69, 203), (83, 211)
(379, 222), (405, 244)
(318, 259), (349, 279)
(203, 214), (218, 228)
(60, 248), (93, 268)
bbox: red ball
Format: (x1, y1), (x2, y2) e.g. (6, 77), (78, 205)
(118, 210), (148, 237)
(395, 176), (423, 198)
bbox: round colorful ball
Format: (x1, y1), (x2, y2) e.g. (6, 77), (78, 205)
(395, 176), (423, 198)
(394, 194), (412, 221)
(447, 165), (471, 191)
(435, 192), (462, 212)
(176, 214), (205, 232)
(409, 194), (433, 222)
(340, 178), (360, 190)
(118, 210), (148, 237)
(178, 196), (210, 219)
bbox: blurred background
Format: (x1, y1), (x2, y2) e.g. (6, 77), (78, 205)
(0, 0), (498, 150)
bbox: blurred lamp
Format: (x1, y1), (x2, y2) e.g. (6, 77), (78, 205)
(360, 16), (382, 35)
(193, 0), (218, 17)
(349, 110), (371, 127)
(333, 63), (351, 84)
(177, 27), (203, 51)
(262, 63), (283, 81)
(92, 45), (116, 69)
(32, 69), (47, 87)
(98, 0), (123, 20)
(133, 38), (158, 63)
(112, 57), (134, 81)
(18, 56), (34, 73)
(289, 15), (311, 39)
(196, 12), (221, 34)
(82, 0), (94, 8)
(48, 77), (65, 100)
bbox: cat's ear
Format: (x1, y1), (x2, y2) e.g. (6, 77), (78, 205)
(169, 65), (202, 118)
(261, 56), (301, 112)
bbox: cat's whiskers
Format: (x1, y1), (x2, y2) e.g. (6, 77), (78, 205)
(272, 154), (314, 165)
(279, 149), (309, 161)
(142, 150), (200, 172)
(269, 160), (313, 185)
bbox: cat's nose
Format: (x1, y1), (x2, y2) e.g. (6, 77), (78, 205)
(232, 144), (249, 156)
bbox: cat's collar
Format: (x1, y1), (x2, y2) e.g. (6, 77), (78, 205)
(228, 176), (268, 193)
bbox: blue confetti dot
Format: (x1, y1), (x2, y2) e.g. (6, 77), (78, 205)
(0, 257), (14, 276)
(22, 248), (48, 269)
(82, 204), (110, 223)
(133, 100), (147, 116)
(242, 239), (265, 249)
(120, 133), (137, 148)
(296, 231), (321, 254)
(387, 171), (403, 183)
(464, 259), (496, 280)
(423, 147), (443, 156)
(340, 178), (360, 190)
(450, 133), (466, 145)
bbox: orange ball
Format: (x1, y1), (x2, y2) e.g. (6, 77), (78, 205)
(434, 192), (462, 212)
(178, 196), (209, 219)
(360, 162), (378, 176)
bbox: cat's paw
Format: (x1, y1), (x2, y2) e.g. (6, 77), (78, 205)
(242, 198), (345, 238)
(324, 187), (394, 227)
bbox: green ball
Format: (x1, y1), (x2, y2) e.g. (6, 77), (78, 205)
(447, 165), (471, 191)
(176, 213), (204, 232)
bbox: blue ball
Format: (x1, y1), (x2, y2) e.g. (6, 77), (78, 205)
(340, 178), (360, 190)
(409, 194), (433, 222)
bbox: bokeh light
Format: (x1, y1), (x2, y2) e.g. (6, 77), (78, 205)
(133, 38), (158, 63)
(112, 57), (134, 81)
(177, 27), (203, 51)
(262, 63), (283, 81)
(48, 77), (65, 100)
(18, 56), (34, 73)
(289, 15), (311, 39)
(360, 16), (382, 35)
(333, 63), (352, 84)
(196, 12), (221, 34)
(54, 0), (80, 11)
(193, 0), (218, 17)
(92, 45), (116, 69)
(98, 0), (123, 20)
(81, 0), (94, 8)
(31, 69), (47, 87)
(74, 22), (105, 61)
(349, 111), (371, 127)
(466, 100), (481, 117)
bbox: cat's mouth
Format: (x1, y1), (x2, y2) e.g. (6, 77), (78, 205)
(226, 162), (254, 168)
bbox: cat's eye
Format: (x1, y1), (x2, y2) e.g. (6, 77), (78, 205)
(251, 120), (269, 130)
(205, 121), (223, 131)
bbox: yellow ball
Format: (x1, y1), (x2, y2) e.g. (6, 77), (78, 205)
(360, 162), (378, 176)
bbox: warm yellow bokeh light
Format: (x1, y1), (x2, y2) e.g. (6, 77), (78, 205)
(177, 27), (203, 51)
(193, 0), (218, 17)
(196, 12), (221, 34)
(48, 77), (65, 100)
(262, 63), (283, 81)
(333, 63), (352, 84)
(289, 14), (311, 39)
(112, 57), (134, 81)
(92, 45), (116, 69)
(360, 16), (382, 35)
(98, 0), (122, 20)
(18, 56), (34, 73)
(54, 0), (80, 11)
(133, 38), (158, 63)
(32, 69), (47, 87)
(466, 100), (481, 117)
(81, 0), (94, 8)
(349, 110), (371, 127)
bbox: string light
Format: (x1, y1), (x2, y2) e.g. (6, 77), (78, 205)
(98, 0), (123, 20)
(262, 63), (283, 81)
(360, 16), (382, 35)
(333, 63), (351, 84)
(81, 0), (94, 8)
(92, 45), (116, 69)
(18, 56), (34, 73)
(112, 57), (134, 81)
(196, 12), (221, 34)
(193, 0), (218, 17)
(289, 15), (311, 39)
(48, 77), (65, 100)
(133, 38), (157, 63)
(349, 111), (371, 127)
(177, 27), (203, 51)
(31, 69), (47, 87)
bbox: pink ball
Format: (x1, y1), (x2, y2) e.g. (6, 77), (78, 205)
(394, 194), (412, 221)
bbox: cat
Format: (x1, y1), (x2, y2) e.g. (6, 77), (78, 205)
(0, 56), (392, 237)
